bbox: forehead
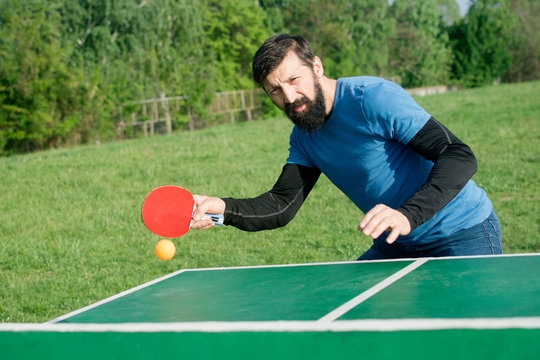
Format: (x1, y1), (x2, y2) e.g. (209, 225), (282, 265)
(263, 51), (312, 88)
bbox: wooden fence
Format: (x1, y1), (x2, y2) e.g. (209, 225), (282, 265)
(116, 89), (265, 138)
(115, 85), (451, 138)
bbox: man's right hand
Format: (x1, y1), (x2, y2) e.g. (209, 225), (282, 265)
(191, 195), (226, 230)
(358, 204), (411, 244)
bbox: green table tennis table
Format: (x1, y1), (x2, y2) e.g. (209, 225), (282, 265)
(2, 254), (539, 359)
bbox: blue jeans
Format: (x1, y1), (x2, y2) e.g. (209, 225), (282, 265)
(357, 210), (503, 260)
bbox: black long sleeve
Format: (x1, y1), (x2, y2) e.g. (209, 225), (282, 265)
(397, 117), (478, 230)
(221, 164), (321, 231)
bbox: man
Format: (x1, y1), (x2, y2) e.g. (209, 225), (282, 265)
(192, 34), (502, 260)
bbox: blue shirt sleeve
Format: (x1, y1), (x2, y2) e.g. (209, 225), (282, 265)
(287, 126), (317, 168)
(360, 81), (431, 145)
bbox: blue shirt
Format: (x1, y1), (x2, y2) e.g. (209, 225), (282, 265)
(287, 76), (492, 245)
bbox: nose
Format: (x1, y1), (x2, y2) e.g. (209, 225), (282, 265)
(281, 84), (297, 104)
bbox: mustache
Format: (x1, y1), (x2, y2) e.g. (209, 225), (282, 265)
(284, 97), (309, 114)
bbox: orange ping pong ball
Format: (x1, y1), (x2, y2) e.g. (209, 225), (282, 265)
(155, 239), (176, 260)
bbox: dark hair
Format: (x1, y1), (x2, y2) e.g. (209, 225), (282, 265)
(252, 34), (314, 85)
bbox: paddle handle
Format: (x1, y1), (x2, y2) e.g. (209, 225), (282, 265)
(191, 201), (223, 226)
(204, 214), (224, 226)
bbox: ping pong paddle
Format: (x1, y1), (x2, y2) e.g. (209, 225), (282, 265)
(141, 185), (223, 237)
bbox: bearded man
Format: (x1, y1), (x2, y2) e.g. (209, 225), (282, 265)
(191, 34), (502, 260)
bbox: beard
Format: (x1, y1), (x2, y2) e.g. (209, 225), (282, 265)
(284, 80), (327, 134)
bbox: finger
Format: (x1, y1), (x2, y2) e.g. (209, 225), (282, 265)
(386, 227), (401, 244)
(361, 208), (391, 236)
(359, 204), (386, 230)
(359, 206), (381, 229)
(190, 218), (214, 230)
(192, 209), (205, 222)
(368, 218), (393, 239)
(192, 196), (209, 222)
(192, 196), (226, 222)
(199, 222), (215, 230)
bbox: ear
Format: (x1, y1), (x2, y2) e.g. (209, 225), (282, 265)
(312, 56), (324, 79)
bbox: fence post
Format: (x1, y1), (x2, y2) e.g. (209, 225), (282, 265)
(224, 92), (232, 123)
(240, 90), (246, 108)
(246, 90), (253, 121)
(161, 93), (172, 134)
(150, 102), (159, 136)
(188, 104), (195, 131)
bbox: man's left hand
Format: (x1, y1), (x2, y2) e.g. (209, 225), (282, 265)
(358, 204), (411, 244)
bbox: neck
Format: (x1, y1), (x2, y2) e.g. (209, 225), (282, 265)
(320, 76), (337, 116)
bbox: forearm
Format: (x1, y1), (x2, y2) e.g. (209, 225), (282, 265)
(222, 164), (321, 231)
(397, 117), (477, 230)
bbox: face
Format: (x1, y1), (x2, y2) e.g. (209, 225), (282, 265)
(263, 51), (327, 133)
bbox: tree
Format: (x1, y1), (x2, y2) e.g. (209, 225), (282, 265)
(341, 0), (396, 79)
(59, 0), (212, 100)
(434, 0), (461, 25)
(389, 0), (453, 87)
(0, 1), (79, 154)
(448, 0), (516, 87)
(0, 0), (218, 154)
(258, 0), (287, 34)
(202, 0), (270, 91)
(504, 0), (540, 82)
(268, 0), (395, 79)
(59, 0), (214, 129)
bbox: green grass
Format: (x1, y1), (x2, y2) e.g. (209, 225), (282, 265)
(1, 81), (539, 323)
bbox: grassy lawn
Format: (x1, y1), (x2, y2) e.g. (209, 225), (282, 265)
(0, 81), (538, 323)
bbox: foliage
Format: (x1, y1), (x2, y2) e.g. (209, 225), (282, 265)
(434, 0), (461, 25)
(0, 1), (81, 153)
(504, 0), (540, 83)
(59, 0), (215, 120)
(389, 0), (453, 87)
(202, 0), (269, 91)
(262, 0), (395, 79)
(0, 0), (538, 155)
(448, 0), (516, 87)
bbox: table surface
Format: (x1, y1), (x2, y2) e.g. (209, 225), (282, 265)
(3, 254), (540, 359)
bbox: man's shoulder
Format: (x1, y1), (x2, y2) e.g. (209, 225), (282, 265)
(338, 76), (406, 101)
(338, 76), (397, 89)
(336, 77), (406, 111)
